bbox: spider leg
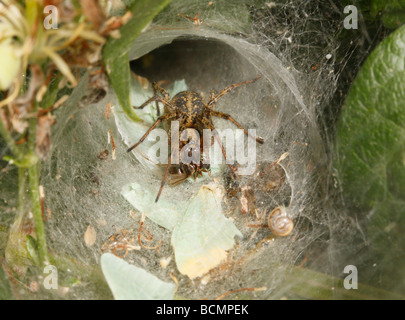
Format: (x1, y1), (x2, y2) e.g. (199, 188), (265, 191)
(133, 82), (171, 115)
(152, 82), (170, 99)
(211, 129), (238, 179)
(209, 89), (217, 101)
(207, 74), (262, 108)
(199, 115), (237, 178)
(155, 148), (172, 202)
(209, 110), (264, 144)
(133, 95), (157, 110)
(152, 82), (170, 117)
(133, 95), (171, 111)
(127, 113), (172, 152)
(153, 85), (160, 117)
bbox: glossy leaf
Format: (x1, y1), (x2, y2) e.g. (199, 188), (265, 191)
(335, 24), (405, 209)
(335, 25), (405, 290)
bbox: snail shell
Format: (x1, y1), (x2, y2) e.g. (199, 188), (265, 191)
(268, 206), (293, 237)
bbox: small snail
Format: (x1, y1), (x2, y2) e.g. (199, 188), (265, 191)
(267, 206), (293, 237)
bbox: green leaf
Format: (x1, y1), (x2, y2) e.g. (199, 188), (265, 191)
(39, 75), (62, 110)
(106, 52), (139, 122)
(335, 24), (405, 209)
(335, 25), (405, 290)
(100, 253), (175, 300)
(371, 0), (405, 28)
(26, 235), (40, 266)
(103, 0), (171, 122)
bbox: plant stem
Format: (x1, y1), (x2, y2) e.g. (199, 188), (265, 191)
(17, 167), (26, 216)
(4, 167), (29, 275)
(28, 162), (48, 265)
(25, 99), (49, 265)
(28, 117), (36, 153)
(0, 117), (21, 159)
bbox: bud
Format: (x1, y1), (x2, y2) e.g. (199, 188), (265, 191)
(0, 39), (21, 90)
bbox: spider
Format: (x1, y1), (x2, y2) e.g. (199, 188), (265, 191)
(127, 75), (264, 202)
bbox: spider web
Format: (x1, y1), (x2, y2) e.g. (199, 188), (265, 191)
(0, 0), (381, 299)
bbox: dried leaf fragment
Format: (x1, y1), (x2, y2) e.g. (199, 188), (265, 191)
(36, 113), (55, 159)
(84, 225), (97, 247)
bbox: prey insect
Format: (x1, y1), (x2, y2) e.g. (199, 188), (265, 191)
(165, 155), (211, 186)
(127, 75), (264, 202)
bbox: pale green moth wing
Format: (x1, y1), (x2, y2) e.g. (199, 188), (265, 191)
(171, 185), (242, 279)
(101, 253), (176, 300)
(121, 182), (182, 231)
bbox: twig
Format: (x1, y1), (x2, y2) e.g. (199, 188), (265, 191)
(137, 212), (163, 250)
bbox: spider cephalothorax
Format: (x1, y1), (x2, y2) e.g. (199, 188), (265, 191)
(127, 75), (264, 202)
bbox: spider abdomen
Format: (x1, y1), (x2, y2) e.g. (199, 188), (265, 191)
(172, 91), (205, 127)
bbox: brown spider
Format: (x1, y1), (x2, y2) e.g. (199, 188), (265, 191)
(127, 75), (264, 202)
